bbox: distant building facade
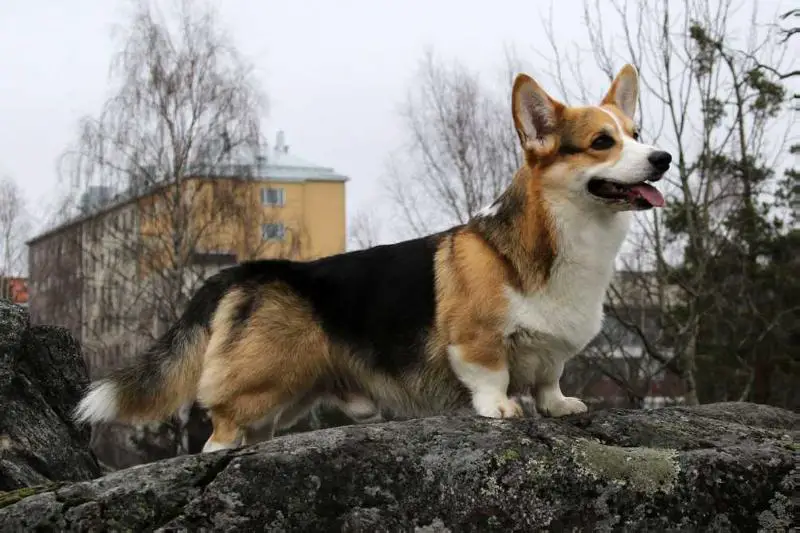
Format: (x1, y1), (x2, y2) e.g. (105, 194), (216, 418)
(26, 133), (348, 376)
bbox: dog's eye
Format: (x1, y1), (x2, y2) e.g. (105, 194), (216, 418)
(591, 134), (615, 150)
(632, 131), (640, 141)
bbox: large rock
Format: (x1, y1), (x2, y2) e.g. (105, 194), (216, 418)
(0, 299), (796, 530)
(0, 300), (101, 491)
(0, 401), (796, 532)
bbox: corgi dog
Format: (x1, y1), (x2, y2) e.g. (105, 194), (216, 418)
(74, 64), (670, 452)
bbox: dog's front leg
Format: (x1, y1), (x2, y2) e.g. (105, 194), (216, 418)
(534, 359), (587, 417)
(447, 337), (523, 419)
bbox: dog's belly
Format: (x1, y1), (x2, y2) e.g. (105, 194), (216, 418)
(359, 381), (472, 419)
(332, 356), (472, 419)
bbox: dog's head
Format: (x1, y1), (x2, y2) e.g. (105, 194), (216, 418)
(512, 64), (670, 212)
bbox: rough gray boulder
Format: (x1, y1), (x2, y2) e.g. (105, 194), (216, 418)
(0, 300), (101, 491)
(0, 401), (796, 532)
(0, 299), (796, 531)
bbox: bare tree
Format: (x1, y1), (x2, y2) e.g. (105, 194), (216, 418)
(0, 175), (30, 297)
(59, 0), (267, 347)
(383, 49), (522, 238)
(55, 0), (276, 462)
(348, 208), (384, 250)
(757, 8), (799, 83)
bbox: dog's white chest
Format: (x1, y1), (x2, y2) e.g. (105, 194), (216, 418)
(503, 210), (630, 357)
(503, 280), (605, 356)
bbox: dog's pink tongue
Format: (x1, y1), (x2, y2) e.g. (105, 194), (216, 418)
(629, 183), (665, 207)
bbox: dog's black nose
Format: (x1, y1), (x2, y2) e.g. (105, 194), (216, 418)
(648, 151), (672, 172)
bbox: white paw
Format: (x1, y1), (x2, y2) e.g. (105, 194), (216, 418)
(340, 395), (381, 421)
(538, 396), (588, 418)
(202, 439), (236, 453)
(473, 393), (524, 419)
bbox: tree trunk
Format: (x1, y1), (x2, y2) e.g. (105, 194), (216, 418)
(751, 351), (773, 405)
(681, 317), (701, 406)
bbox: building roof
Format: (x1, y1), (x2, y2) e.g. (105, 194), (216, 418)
(219, 150), (349, 182)
(218, 131), (348, 182)
(26, 132), (349, 246)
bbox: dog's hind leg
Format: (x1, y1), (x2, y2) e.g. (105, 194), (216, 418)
(203, 409), (244, 452)
(241, 393), (321, 445)
(240, 420), (276, 446)
(197, 284), (332, 452)
(205, 386), (315, 450)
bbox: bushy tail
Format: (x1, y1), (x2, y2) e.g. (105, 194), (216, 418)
(73, 323), (209, 425)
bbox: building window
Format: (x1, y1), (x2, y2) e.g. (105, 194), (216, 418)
(260, 187), (285, 207)
(261, 222), (285, 241)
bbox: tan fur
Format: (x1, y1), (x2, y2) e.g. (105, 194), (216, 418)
(198, 284), (330, 446)
(541, 107), (634, 179)
(600, 105), (638, 136)
(434, 231), (509, 370)
(515, 171), (559, 290)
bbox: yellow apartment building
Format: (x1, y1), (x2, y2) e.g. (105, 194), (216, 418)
(26, 132), (348, 375)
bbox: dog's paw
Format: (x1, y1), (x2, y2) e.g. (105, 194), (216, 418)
(473, 394), (524, 418)
(538, 396), (588, 417)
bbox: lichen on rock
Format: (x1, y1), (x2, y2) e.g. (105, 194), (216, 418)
(570, 437), (679, 494)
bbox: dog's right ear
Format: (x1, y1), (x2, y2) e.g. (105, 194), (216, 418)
(512, 74), (563, 157)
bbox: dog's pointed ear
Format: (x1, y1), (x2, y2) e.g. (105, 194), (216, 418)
(512, 74), (563, 155)
(602, 64), (639, 119)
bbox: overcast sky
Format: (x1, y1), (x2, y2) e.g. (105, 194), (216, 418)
(0, 0), (793, 245)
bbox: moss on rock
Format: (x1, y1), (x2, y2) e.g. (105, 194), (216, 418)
(496, 448), (521, 464)
(0, 483), (64, 509)
(571, 438), (679, 495)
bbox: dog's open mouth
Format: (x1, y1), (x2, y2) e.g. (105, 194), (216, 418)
(587, 178), (665, 209)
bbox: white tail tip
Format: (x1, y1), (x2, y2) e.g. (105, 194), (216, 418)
(73, 380), (120, 424)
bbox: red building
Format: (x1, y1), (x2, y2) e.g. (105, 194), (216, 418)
(0, 277), (29, 306)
